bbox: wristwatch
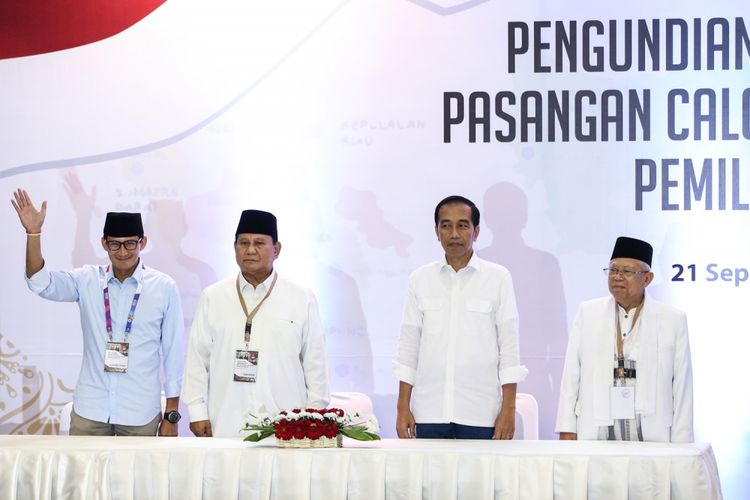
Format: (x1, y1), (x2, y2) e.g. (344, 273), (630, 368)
(164, 410), (181, 424)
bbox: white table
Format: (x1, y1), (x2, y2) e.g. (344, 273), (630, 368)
(0, 436), (722, 499)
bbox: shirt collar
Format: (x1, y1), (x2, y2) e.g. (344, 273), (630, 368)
(440, 252), (481, 273)
(238, 269), (276, 292)
(104, 259), (145, 285)
(615, 292), (648, 315)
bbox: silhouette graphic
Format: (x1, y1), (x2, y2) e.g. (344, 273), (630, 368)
(480, 182), (567, 439)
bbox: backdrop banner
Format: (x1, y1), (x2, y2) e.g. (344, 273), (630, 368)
(1, 1), (747, 497)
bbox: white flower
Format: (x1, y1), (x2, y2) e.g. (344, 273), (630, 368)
(365, 415), (380, 433)
(347, 412), (368, 426)
(246, 409), (273, 426)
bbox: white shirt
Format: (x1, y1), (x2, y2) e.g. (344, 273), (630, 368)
(182, 271), (330, 437)
(394, 253), (528, 427)
(618, 305), (640, 360)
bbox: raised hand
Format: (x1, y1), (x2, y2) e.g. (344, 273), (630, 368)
(11, 189), (47, 234)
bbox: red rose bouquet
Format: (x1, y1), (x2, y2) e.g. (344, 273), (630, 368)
(243, 407), (380, 447)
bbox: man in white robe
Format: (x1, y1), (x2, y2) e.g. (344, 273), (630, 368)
(182, 210), (329, 437)
(555, 236), (693, 442)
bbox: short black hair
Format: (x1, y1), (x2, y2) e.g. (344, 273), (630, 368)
(434, 195), (480, 227)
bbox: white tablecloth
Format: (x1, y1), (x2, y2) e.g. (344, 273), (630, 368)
(0, 436), (722, 500)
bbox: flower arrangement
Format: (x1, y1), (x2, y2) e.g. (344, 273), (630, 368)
(243, 407), (380, 447)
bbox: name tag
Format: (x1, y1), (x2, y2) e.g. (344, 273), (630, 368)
(104, 342), (129, 373)
(610, 386), (636, 420)
(234, 350), (258, 382)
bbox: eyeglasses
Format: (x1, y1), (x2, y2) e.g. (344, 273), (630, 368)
(603, 267), (649, 279)
(106, 239), (141, 251)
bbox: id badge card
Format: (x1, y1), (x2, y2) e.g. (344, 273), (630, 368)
(234, 349), (259, 382)
(104, 342), (129, 373)
(610, 386), (636, 419)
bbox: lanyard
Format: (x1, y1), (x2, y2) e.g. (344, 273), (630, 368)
(236, 272), (278, 349)
(102, 265), (143, 343)
(614, 299), (644, 378)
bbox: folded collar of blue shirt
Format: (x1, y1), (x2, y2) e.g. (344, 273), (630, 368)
(103, 259), (146, 286)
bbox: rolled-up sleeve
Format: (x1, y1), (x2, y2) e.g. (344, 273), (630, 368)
(393, 279), (421, 385)
(25, 264), (80, 302)
(495, 273), (528, 386)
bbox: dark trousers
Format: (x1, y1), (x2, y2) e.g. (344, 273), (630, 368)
(415, 422), (494, 439)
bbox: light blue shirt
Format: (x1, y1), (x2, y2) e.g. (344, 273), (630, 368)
(26, 260), (185, 426)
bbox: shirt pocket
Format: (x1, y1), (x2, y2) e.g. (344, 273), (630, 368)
(418, 298), (444, 334)
(466, 298), (492, 314)
(465, 298), (495, 338)
(254, 316), (302, 356)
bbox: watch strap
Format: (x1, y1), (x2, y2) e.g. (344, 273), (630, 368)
(164, 410), (181, 423)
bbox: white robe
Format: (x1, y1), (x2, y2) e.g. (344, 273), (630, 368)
(555, 295), (694, 442)
(182, 273), (330, 437)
